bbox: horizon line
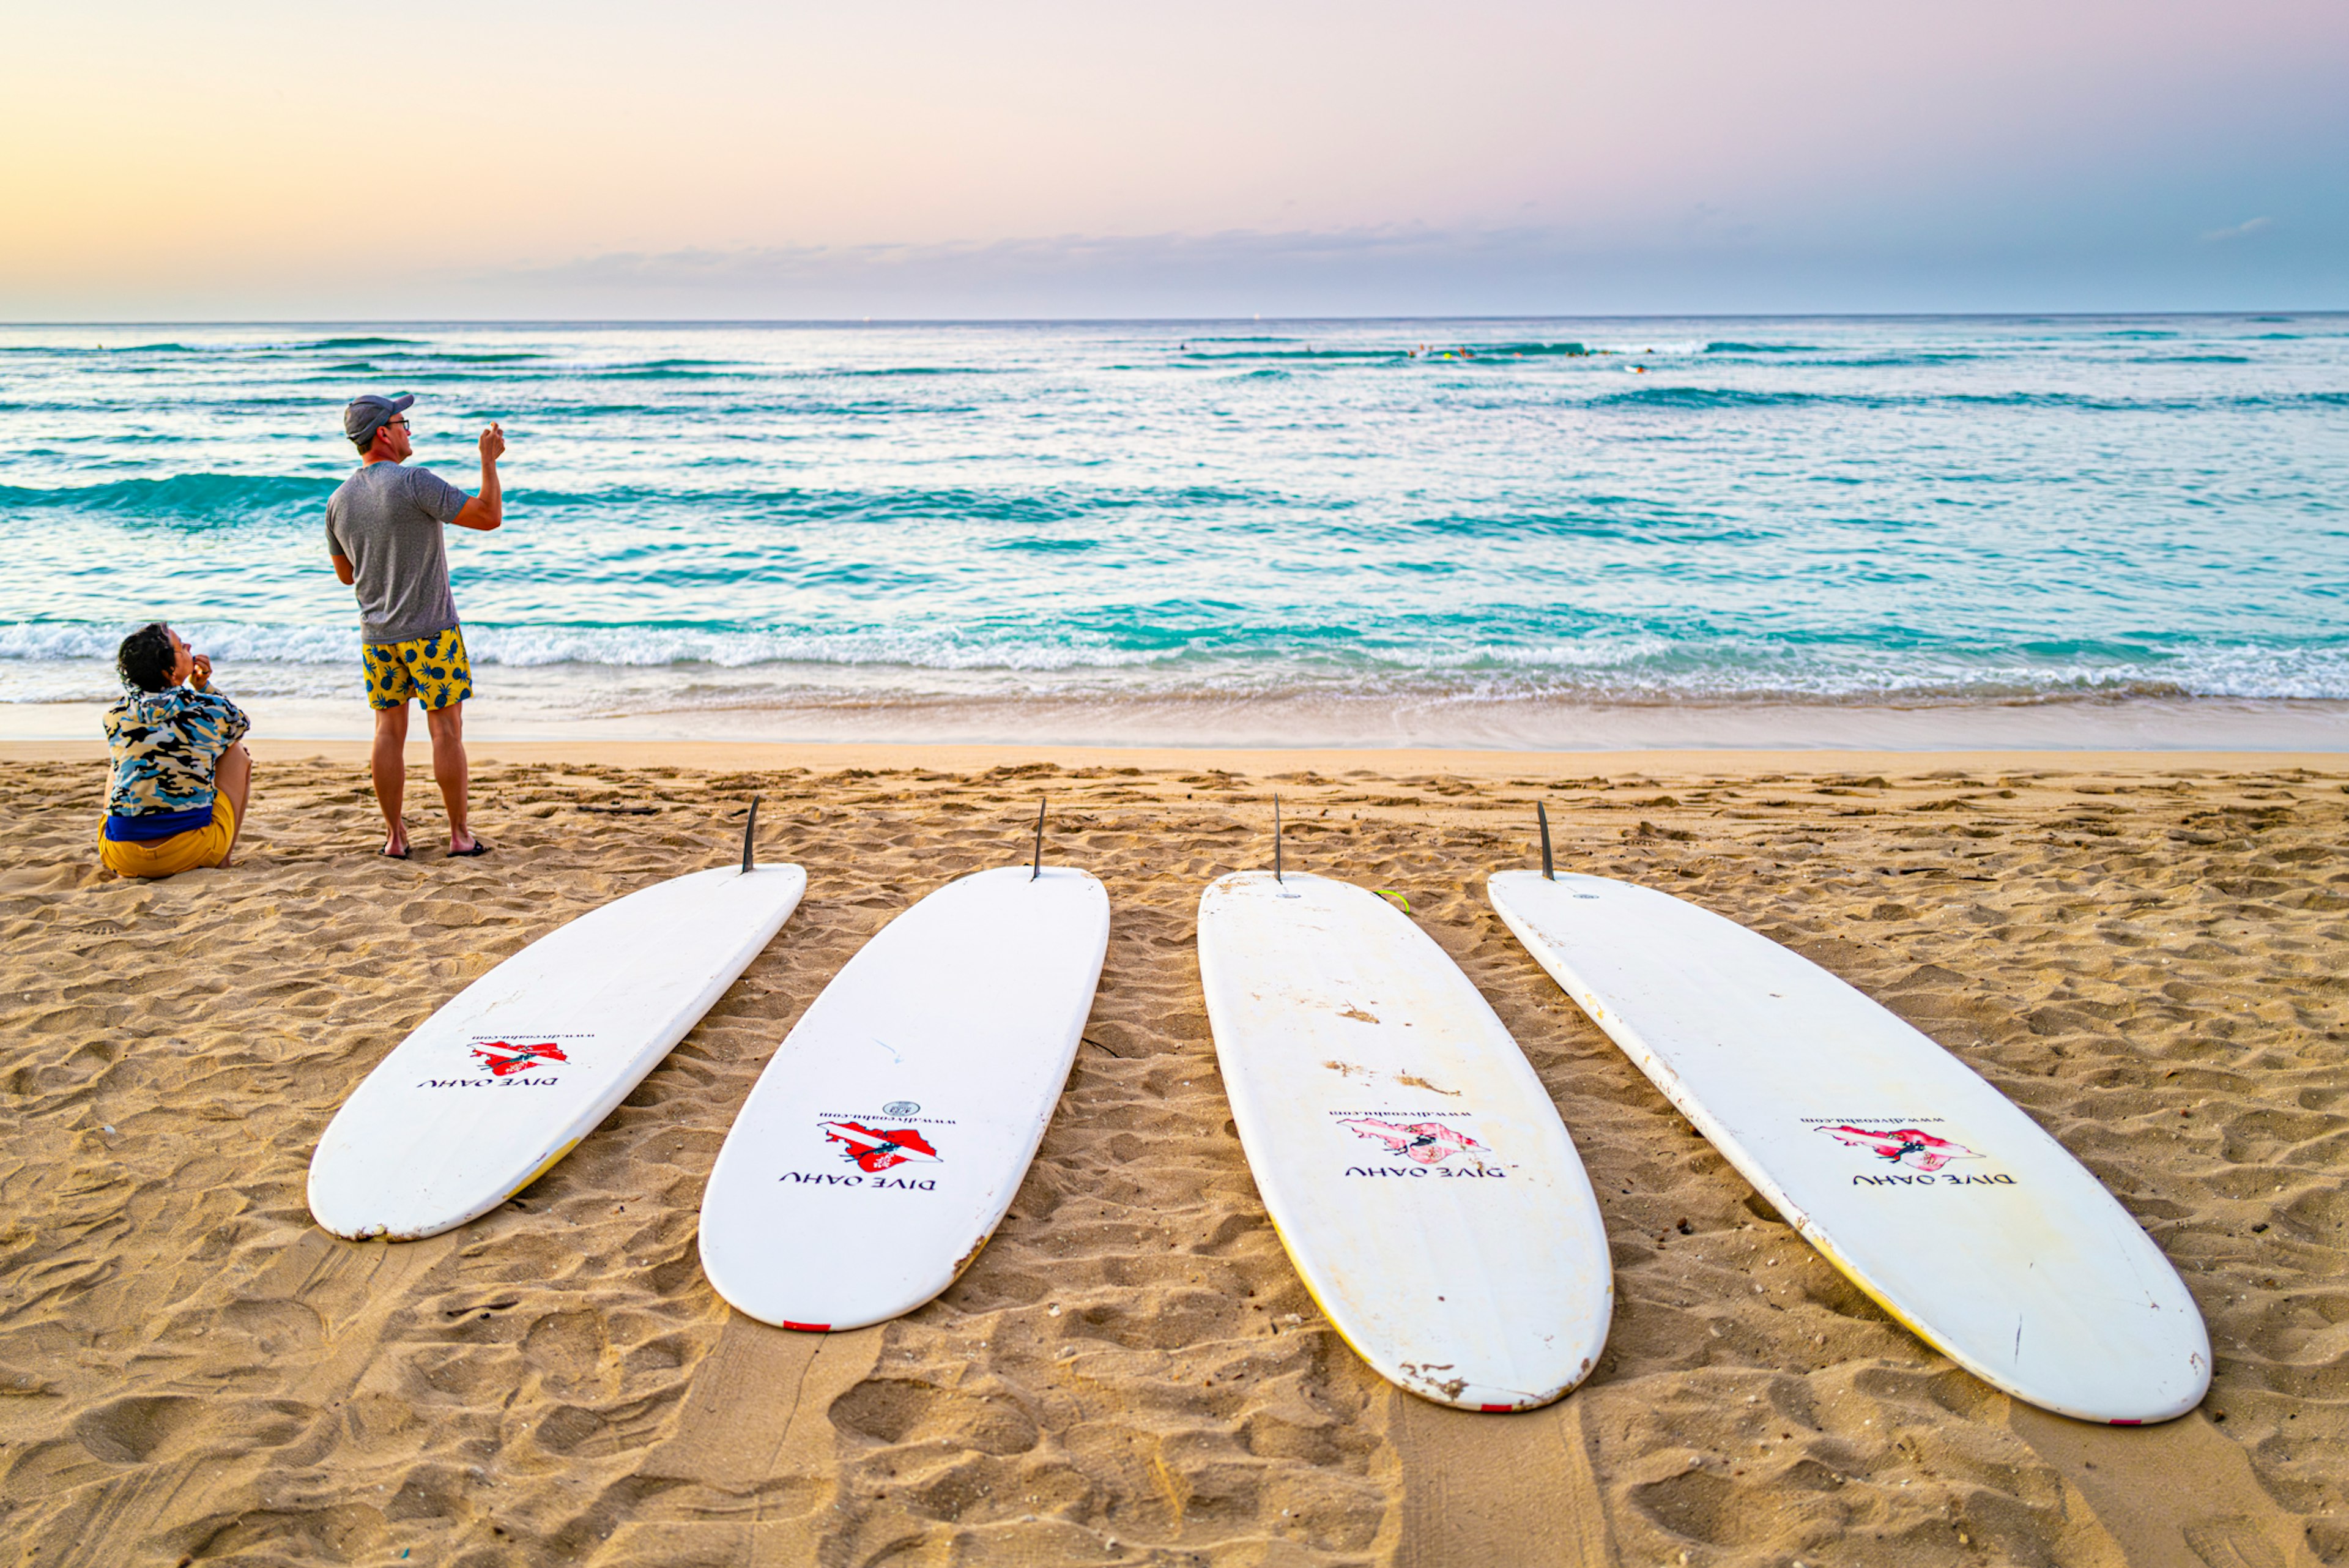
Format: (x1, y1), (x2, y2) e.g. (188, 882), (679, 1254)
(2, 308), (2340, 330)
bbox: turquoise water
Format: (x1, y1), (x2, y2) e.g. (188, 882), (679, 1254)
(1, 316), (2343, 743)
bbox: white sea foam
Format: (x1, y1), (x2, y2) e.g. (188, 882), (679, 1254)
(468, 624), (1178, 673)
(1586, 339), (1708, 357)
(0, 620), (1177, 674)
(9, 620), (2347, 705)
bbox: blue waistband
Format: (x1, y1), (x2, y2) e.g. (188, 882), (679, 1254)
(104, 803), (216, 841)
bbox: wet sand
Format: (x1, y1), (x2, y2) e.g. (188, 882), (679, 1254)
(0, 741), (2341, 1566)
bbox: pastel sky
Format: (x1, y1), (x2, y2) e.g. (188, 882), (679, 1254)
(4, 0), (2344, 318)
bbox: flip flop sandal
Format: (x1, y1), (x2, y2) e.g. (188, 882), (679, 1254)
(380, 845), (410, 860)
(447, 840), (492, 858)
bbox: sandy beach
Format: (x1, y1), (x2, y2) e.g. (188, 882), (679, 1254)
(1, 739), (2342, 1567)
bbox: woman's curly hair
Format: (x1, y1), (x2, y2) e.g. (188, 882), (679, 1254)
(117, 622), (176, 693)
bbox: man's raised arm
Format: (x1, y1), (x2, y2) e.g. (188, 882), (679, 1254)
(451, 423), (507, 532)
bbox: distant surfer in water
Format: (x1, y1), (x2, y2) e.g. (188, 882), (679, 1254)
(98, 623), (253, 879)
(325, 395), (505, 860)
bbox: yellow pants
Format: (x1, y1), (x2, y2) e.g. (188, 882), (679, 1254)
(99, 794), (236, 879)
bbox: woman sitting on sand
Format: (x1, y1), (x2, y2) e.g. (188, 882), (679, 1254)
(99, 622), (253, 879)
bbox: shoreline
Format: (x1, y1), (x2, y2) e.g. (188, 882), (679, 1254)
(5, 688), (2346, 754)
(4, 667), (2349, 757)
(9, 735), (2346, 779)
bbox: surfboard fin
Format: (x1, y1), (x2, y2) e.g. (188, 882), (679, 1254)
(1274, 793), (1283, 883)
(741, 796), (760, 873)
(1538, 800), (1554, 880)
(1031, 798), (1046, 881)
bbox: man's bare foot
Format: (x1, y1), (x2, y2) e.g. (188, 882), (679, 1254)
(448, 830), (489, 858)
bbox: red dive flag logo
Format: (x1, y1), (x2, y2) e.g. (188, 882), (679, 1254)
(471, 1041), (569, 1077)
(823, 1120), (942, 1173)
(1338, 1117), (1485, 1165)
(1821, 1124), (1980, 1173)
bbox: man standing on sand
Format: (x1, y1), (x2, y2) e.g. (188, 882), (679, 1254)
(325, 394), (506, 860)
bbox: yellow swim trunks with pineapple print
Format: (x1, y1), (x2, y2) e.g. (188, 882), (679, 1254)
(363, 627), (474, 711)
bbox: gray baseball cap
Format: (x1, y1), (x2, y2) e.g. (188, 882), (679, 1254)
(343, 392), (414, 443)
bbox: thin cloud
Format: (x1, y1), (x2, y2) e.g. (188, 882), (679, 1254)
(436, 225), (1630, 318)
(478, 225), (1584, 289)
(2200, 215), (2274, 242)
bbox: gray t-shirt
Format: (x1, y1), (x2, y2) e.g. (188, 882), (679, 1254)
(323, 462), (471, 644)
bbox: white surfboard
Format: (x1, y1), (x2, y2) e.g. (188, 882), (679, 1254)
(1488, 869), (2211, 1424)
(697, 865), (1110, 1331)
(309, 858), (807, 1241)
(1197, 871), (1613, 1411)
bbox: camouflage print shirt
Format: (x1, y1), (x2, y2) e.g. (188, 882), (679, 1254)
(103, 686), (250, 820)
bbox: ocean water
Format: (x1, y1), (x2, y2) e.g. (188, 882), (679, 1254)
(1, 316), (2343, 748)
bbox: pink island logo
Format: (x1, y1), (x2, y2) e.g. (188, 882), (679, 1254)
(823, 1120), (943, 1174)
(1339, 1118), (1485, 1165)
(1821, 1124), (1980, 1173)
(470, 1041), (569, 1078)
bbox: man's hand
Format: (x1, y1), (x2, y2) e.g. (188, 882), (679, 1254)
(190, 655), (213, 692)
(454, 424), (507, 531)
